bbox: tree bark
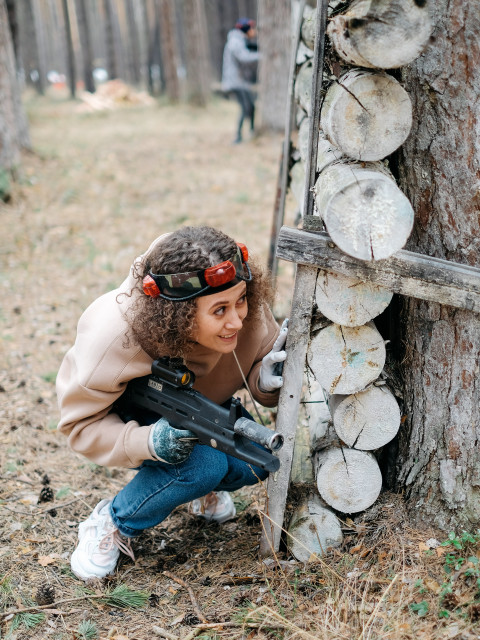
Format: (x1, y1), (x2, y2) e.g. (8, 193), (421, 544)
(0, 0), (30, 177)
(103, 0), (118, 80)
(124, 0), (141, 85)
(392, 0), (480, 532)
(74, 0), (95, 92)
(257, 0), (291, 131)
(60, 0), (76, 97)
(181, 0), (211, 106)
(16, 0), (46, 93)
(158, 0), (180, 101)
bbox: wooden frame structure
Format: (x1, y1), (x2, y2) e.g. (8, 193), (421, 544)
(260, 0), (480, 557)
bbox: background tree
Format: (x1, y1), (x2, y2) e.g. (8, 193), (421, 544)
(157, 0), (180, 101)
(0, 0), (30, 188)
(181, 0), (211, 106)
(390, 0), (480, 531)
(16, 0), (46, 94)
(103, 0), (118, 81)
(60, 0), (76, 97)
(74, 0), (95, 92)
(257, 0), (291, 131)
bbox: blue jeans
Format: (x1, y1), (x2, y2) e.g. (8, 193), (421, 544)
(110, 403), (269, 537)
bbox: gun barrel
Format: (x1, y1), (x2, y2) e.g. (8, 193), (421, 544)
(234, 417), (284, 452)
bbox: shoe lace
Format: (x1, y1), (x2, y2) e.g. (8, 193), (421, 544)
(99, 529), (135, 562)
(203, 491), (220, 513)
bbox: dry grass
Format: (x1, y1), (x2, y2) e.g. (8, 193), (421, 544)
(1, 88), (480, 639)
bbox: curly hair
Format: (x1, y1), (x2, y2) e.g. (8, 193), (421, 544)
(125, 226), (274, 358)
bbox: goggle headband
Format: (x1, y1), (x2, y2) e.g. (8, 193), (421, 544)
(142, 243), (252, 301)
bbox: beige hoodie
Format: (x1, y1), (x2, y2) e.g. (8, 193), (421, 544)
(56, 236), (280, 469)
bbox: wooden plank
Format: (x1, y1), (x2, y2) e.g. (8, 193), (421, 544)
(259, 264), (318, 557)
(277, 226), (480, 313)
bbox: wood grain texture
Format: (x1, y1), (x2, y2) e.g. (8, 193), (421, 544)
(276, 226), (480, 313)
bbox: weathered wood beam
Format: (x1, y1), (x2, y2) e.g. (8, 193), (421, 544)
(277, 226), (480, 313)
(259, 264), (318, 557)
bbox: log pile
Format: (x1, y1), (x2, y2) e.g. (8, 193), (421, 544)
(284, 0), (432, 562)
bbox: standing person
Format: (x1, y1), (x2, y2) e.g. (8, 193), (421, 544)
(56, 226), (288, 581)
(222, 18), (260, 144)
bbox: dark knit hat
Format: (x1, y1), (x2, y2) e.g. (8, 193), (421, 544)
(236, 18), (255, 33)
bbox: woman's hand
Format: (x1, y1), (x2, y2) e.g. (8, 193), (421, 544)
(149, 418), (197, 464)
(259, 319), (288, 392)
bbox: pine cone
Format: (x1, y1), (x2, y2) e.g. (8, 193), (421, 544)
(469, 604), (480, 622)
(35, 584), (55, 605)
(38, 486), (54, 503)
(441, 592), (460, 611)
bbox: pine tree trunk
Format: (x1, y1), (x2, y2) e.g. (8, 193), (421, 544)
(392, 0), (480, 532)
(124, 0), (141, 84)
(17, 0), (45, 93)
(181, 0), (211, 106)
(74, 0), (95, 92)
(257, 0), (291, 130)
(103, 0), (118, 80)
(158, 0), (180, 101)
(0, 0), (30, 175)
(60, 0), (76, 97)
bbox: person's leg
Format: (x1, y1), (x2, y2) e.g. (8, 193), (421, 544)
(232, 89), (249, 143)
(245, 89), (256, 133)
(110, 443), (231, 538)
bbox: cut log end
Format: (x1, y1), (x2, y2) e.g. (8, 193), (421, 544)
(315, 270), (393, 326)
(287, 495), (343, 562)
(314, 164), (414, 261)
(315, 447), (382, 513)
(307, 321), (386, 395)
(320, 69), (412, 162)
(329, 386), (401, 450)
(327, 0), (433, 69)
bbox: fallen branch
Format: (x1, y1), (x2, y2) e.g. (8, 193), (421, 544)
(152, 626), (180, 640)
(163, 571), (208, 624)
(1, 594), (106, 619)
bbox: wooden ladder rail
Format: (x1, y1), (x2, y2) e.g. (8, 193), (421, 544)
(260, 0), (329, 557)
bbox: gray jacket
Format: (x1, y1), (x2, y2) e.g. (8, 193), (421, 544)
(221, 29), (260, 92)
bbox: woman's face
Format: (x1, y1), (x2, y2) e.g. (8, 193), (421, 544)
(192, 282), (248, 353)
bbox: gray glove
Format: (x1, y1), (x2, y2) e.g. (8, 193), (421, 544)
(259, 319), (288, 392)
(149, 418), (197, 464)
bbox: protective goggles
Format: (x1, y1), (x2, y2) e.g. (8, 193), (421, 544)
(142, 243), (252, 301)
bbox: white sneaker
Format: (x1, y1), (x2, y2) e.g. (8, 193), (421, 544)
(70, 499), (135, 580)
(191, 491), (236, 524)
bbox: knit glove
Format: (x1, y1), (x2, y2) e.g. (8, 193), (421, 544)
(149, 418), (197, 464)
(259, 319), (288, 392)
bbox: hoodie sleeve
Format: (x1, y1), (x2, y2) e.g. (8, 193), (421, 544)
(56, 290), (156, 469)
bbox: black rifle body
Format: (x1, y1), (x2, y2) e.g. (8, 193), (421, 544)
(117, 358), (283, 472)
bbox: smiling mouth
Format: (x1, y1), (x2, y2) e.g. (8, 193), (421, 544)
(220, 333), (237, 339)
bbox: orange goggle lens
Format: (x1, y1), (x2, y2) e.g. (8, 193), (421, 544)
(142, 274), (161, 298)
(204, 260), (236, 287)
(236, 242), (248, 263)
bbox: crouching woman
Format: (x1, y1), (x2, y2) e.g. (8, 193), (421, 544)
(56, 226), (287, 580)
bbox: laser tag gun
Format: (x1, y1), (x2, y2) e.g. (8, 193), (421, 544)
(116, 357), (283, 472)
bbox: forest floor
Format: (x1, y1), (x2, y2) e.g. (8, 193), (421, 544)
(1, 87), (480, 640)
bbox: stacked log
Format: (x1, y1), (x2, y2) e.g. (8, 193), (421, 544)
(285, 0), (432, 562)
